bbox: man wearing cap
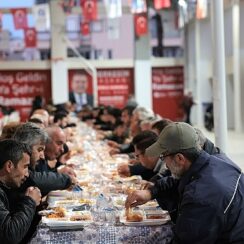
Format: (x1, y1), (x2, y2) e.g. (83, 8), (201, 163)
(125, 122), (244, 243)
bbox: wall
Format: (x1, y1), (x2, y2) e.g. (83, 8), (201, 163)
(186, 4), (243, 129)
(240, 1), (244, 124)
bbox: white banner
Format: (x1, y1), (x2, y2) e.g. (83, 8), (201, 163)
(107, 18), (120, 40)
(104, 0), (122, 19)
(130, 0), (147, 14)
(32, 3), (50, 31)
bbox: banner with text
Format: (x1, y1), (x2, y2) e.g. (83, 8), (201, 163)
(97, 69), (134, 108)
(152, 66), (184, 121)
(68, 68), (134, 108)
(0, 70), (51, 121)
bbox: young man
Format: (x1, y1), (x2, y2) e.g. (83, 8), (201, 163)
(0, 139), (41, 244)
(126, 122), (244, 243)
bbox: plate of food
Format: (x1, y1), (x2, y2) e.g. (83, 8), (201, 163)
(138, 200), (159, 209)
(49, 199), (80, 208)
(144, 209), (170, 220)
(121, 175), (142, 183)
(120, 208), (170, 226)
(112, 195), (126, 209)
(42, 210), (93, 228)
(48, 190), (72, 198)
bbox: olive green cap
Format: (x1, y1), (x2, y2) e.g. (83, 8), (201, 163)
(146, 122), (199, 157)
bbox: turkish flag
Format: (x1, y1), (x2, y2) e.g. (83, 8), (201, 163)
(154, 0), (171, 10)
(81, 22), (90, 35)
(24, 28), (37, 47)
(11, 8), (28, 30)
(134, 13), (148, 37)
(80, 0), (97, 21)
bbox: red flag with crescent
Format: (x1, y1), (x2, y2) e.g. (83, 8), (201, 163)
(24, 28), (37, 47)
(154, 0), (171, 10)
(81, 22), (90, 35)
(134, 13), (148, 37)
(80, 0), (97, 21)
(11, 8), (28, 29)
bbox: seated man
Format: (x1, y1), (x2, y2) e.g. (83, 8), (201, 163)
(35, 126), (76, 181)
(125, 122), (244, 243)
(13, 123), (74, 196)
(118, 130), (171, 181)
(0, 139), (41, 244)
(117, 131), (168, 181)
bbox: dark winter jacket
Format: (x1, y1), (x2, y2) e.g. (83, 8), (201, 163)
(0, 182), (36, 244)
(150, 151), (244, 243)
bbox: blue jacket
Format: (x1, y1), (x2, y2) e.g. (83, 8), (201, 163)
(151, 151), (244, 243)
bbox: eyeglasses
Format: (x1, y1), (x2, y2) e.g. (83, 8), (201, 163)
(134, 152), (144, 159)
(159, 153), (176, 161)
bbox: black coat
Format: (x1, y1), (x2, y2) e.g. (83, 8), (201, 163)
(0, 182), (36, 244)
(29, 159), (72, 196)
(69, 92), (94, 109)
(150, 151), (244, 243)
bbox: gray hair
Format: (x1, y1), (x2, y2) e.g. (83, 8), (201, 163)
(133, 107), (155, 121)
(194, 128), (207, 148)
(45, 126), (64, 144)
(13, 122), (48, 148)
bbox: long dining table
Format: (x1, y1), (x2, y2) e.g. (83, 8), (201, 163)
(30, 123), (174, 244)
(30, 223), (173, 244)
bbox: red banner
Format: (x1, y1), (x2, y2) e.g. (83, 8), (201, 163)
(97, 69), (134, 108)
(11, 8), (28, 30)
(81, 22), (90, 35)
(0, 70), (51, 121)
(152, 67), (184, 121)
(154, 0), (171, 10)
(80, 0), (97, 21)
(24, 28), (37, 48)
(134, 13), (148, 37)
(68, 68), (134, 108)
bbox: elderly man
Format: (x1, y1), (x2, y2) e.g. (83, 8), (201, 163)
(0, 139), (41, 244)
(36, 126), (76, 180)
(125, 122), (244, 243)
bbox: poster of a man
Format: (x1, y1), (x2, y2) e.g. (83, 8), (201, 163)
(69, 72), (93, 112)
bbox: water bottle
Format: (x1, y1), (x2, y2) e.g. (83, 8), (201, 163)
(92, 194), (107, 225)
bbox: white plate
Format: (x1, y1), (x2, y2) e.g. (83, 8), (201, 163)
(48, 199), (80, 208)
(138, 200), (159, 209)
(48, 190), (72, 197)
(112, 195), (126, 209)
(120, 210), (170, 226)
(42, 211), (93, 228)
(42, 217), (93, 227)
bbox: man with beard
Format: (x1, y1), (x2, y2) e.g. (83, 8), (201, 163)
(0, 139), (41, 244)
(125, 122), (244, 243)
(13, 123), (73, 196)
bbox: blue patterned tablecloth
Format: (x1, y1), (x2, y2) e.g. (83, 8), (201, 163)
(30, 224), (173, 244)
